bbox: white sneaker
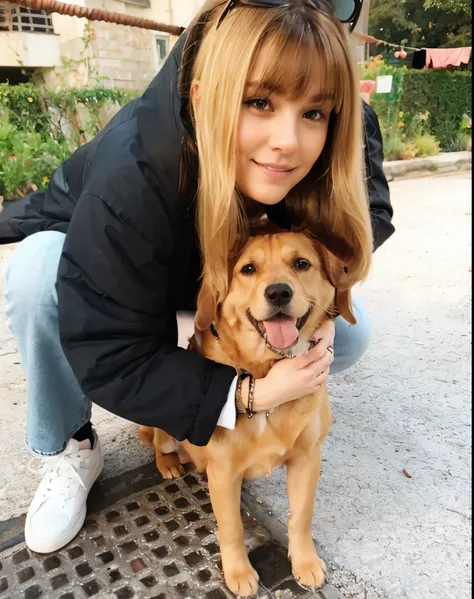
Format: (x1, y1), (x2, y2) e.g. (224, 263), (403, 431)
(25, 430), (104, 553)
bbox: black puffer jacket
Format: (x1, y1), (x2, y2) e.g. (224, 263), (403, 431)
(0, 34), (394, 445)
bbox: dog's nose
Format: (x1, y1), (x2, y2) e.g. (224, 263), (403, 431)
(265, 283), (293, 306)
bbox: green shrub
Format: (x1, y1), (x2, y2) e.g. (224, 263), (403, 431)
(360, 58), (406, 144)
(411, 133), (441, 157)
(361, 60), (472, 153)
(383, 134), (406, 161)
(0, 114), (71, 200)
(0, 84), (138, 200)
(400, 70), (472, 150)
(0, 84), (49, 133)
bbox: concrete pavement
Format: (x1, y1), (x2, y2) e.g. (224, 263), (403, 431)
(0, 173), (471, 599)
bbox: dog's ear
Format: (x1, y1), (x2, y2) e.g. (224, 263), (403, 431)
(195, 279), (219, 331)
(334, 288), (356, 325)
(316, 244), (357, 326)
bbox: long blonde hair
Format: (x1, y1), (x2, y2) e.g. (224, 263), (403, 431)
(179, 0), (373, 305)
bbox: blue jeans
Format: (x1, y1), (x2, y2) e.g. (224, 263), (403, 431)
(4, 231), (372, 456)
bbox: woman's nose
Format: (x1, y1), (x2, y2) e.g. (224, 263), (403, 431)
(268, 114), (299, 154)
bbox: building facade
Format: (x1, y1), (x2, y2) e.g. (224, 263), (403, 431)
(0, 0), (203, 88)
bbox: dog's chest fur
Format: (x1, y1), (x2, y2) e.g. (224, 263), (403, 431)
(190, 330), (331, 480)
(209, 389), (329, 480)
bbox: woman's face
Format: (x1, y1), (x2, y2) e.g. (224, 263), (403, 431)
(236, 41), (334, 206)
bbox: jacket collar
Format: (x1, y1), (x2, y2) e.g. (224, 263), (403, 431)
(136, 34), (187, 194)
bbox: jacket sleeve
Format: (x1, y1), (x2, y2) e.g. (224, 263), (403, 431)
(57, 191), (236, 447)
(0, 161), (74, 243)
(363, 100), (395, 251)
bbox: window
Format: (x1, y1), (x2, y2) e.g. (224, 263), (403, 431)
(120, 0), (150, 7)
(155, 35), (170, 70)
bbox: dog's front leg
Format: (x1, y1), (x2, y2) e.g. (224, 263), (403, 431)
(207, 463), (259, 597)
(286, 446), (326, 590)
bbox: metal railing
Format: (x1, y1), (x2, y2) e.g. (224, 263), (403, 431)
(0, 0), (183, 35)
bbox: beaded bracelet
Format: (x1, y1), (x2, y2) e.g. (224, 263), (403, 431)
(246, 374), (256, 418)
(235, 370), (256, 418)
(235, 375), (248, 415)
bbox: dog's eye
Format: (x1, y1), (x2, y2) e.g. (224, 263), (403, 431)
(241, 263), (256, 275)
(294, 258), (311, 271)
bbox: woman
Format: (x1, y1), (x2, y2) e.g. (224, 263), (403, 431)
(0, 0), (394, 554)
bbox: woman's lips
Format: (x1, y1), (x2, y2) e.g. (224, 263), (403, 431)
(252, 160), (295, 180)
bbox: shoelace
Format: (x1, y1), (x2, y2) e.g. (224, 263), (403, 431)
(32, 445), (88, 509)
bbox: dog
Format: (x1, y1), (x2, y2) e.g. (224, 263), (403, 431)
(139, 230), (355, 597)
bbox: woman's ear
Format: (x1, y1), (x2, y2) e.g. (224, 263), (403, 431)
(195, 279), (219, 331)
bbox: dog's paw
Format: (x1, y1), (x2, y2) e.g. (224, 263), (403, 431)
(225, 565), (260, 597)
(156, 453), (185, 479)
(292, 555), (326, 590)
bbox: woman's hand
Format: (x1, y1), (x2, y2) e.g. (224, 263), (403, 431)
(309, 318), (336, 352)
(246, 320), (336, 413)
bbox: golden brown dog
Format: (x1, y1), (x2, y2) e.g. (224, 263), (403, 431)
(139, 231), (355, 597)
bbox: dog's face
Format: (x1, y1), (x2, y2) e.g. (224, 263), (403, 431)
(196, 231), (355, 361)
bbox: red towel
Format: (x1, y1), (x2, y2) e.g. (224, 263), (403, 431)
(425, 47), (472, 69)
(360, 80), (376, 93)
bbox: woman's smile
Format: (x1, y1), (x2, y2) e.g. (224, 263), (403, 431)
(252, 159), (296, 180)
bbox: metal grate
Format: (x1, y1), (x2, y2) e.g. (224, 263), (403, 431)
(0, 473), (274, 599)
(0, 4), (54, 33)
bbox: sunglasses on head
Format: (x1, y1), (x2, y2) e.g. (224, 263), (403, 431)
(216, 0), (363, 31)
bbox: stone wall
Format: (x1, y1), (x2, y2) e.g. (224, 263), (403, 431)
(90, 22), (158, 91)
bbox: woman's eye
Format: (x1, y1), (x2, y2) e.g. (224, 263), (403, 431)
(294, 258), (311, 271)
(247, 98), (270, 111)
(241, 263), (256, 275)
(304, 109), (323, 121)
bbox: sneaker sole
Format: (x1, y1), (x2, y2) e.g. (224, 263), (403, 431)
(25, 449), (105, 554)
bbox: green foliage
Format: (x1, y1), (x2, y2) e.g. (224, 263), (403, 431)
(360, 58), (406, 142)
(459, 113), (472, 136)
(411, 133), (441, 157)
(0, 84), (138, 200)
(0, 114), (71, 200)
(400, 69), (472, 149)
(424, 0), (471, 18)
(361, 58), (471, 156)
(0, 85), (49, 133)
(369, 0), (472, 53)
(382, 133), (406, 160)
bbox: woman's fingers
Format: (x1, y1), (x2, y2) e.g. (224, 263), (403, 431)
(293, 341), (334, 369)
(300, 347), (334, 375)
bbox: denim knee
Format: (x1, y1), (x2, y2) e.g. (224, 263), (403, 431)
(4, 231), (65, 324)
(332, 295), (372, 374)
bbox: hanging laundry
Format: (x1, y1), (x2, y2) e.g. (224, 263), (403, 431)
(412, 49), (427, 70)
(425, 47), (472, 69)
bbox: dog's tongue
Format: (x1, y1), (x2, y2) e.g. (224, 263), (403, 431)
(262, 316), (299, 350)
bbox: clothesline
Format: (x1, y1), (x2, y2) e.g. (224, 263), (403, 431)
(352, 31), (421, 52)
(353, 32), (472, 65)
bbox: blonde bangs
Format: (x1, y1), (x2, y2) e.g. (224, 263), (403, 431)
(247, 15), (348, 113)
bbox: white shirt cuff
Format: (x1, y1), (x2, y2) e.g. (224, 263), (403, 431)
(217, 375), (238, 430)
